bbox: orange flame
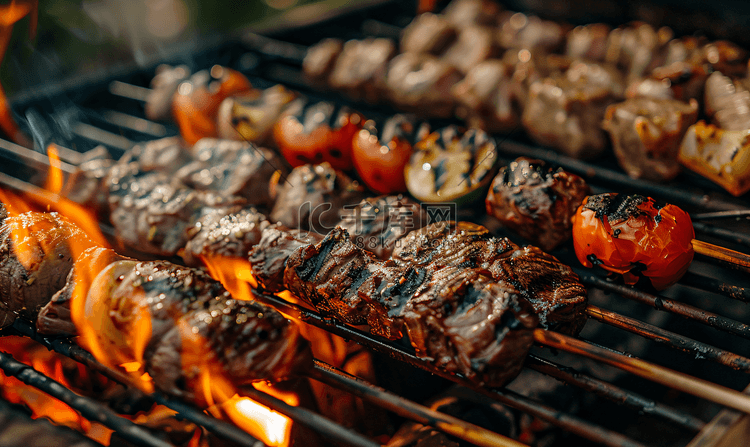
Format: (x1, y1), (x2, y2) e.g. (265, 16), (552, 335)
(44, 144), (63, 193)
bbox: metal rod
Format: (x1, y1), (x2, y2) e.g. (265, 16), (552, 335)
(99, 110), (169, 138)
(252, 290), (647, 447)
(576, 270), (750, 339)
(308, 359), (527, 447)
(692, 210), (750, 221)
(693, 222), (750, 250)
(73, 123), (132, 152)
(0, 350), (175, 447)
(525, 354), (706, 432)
(533, 329), (750, 414)
(109, 80), (151, 102)
(679, 273), (750, 303)
(9, 320), (266, 447)
(0, 137), (77, 174)
(238, 386), (380, 447)
(692, 239), (750, 273)
(585, 305), (750, 371)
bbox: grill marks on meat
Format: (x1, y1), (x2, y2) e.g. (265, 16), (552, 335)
(249, 225), (323, 293)
(393, 222), (587, 335)
(0, 212), (97, 329)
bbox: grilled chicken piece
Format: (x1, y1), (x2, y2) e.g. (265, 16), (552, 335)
(284, 226), (537, 387)
(145, 64), (191, 121)
(336, 195), (429, 260)
(216, 84), (297, 146)
(392, 221), (588, 336)
(442, 25), (499, 74)
(522, 60), (625, 159)
(704, 71), (750, 131)
(603, 98), (698, 181)
(442, 0), (501, 28)
(400, 13), (456, 55)
(269, 162), (366, 232)
(303, 38), (343, 83)
(497, 12), (566, 52)
(182, 206), (270, 267)
(329, 38), (396, 103)
(382, 52), (461, 118)
(566, 23), (611, 61)
(679, 121), (750, 196)
(0, 212), (97, 329)
(175, 138), (282, 208)
(249, 224), (323, 293)
(37, 246), (129, 335)
(60, 146), (115, 220)
(451, 58), (519, 132)
(486, 157), (591, 251)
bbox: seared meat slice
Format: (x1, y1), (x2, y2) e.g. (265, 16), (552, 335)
(249, 225), (323, 293)
(442, 0), (501, 28)
(182, 207), (270, 267)
(442, 25), (499, 74)
(400, 13), (456, 55)
(269, 162), (366, 232)
(401, 266), (537, 387)
(704, 71), (750, 131)
(497, 12), (566, 52)
(486, 157), (590, 251)
(117, 136), (192, 175)
(329, 38), (396, 103)
(37, 246), (129, 335)
(175, 138), (282, 208)
(603, 98), (698, 181)
(337, 195), (428, 260)
(451, 59), (520, 132)
(60, 146), (114, 220)
(382, 52), (461, 118)
(303, 38), (343, 83)
(145, 64), (191, 121)
(393, 221), (588, 335)
(566, 23), (611, 61)
(0, 212), (97, 329)
(522, 60), (624, 159)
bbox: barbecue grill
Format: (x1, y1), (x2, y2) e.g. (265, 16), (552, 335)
(1, 1), (750, 446)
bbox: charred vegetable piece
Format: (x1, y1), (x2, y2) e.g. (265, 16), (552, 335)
(572, 193), (694, 290)
(273, 98), (364, 170)
(172, 66), (254, 145)
(406, 126), (497, 203)
(602, 98), (698, 181)
(217, 84), (297, 147)
(352, 115), (429, 195)
(145, 64), (191, 121)
(486, 157), (590, 251)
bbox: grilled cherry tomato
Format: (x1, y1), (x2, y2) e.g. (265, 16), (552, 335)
(572, 193), (695, 290)
(172, 65), (254, 145)
(352, 115), (429, 194)
(273, 98), (364, 170)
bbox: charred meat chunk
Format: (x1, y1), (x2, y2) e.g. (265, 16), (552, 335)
(329, 38), (396, 103)
(442, 25), (499, 74)
(337, 195), (429, 260)
(451, 59), (520, 132)
(400, 13), (456, 55)
(522, 60), (624, 159)
(303, 38), (343, 83)
(442, 0), (501, 28)
(566, 23), (611, 61)
(704, 71), (750, 131)
(117, 136), (192, 175)
(249, 224), (323, 293)
(603, 98), (698, 181)
(269, 162), (366, 232)
(61, 145), (115, 220)
(145, 64), (191, 121)
(486, 157), (591, 251)
(497, 12), (567, 52)
(604, 22), (673, 82)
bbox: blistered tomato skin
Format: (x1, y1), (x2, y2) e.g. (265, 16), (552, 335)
(572, 193), (695, 290)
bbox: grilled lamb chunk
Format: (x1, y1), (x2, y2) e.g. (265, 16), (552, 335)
(486, 157), (591, 251)
(442, 25), (499, 74)
(400, 13), (456, 55)
(145, 64), (191, 121)
(602, 98), (698, 181)
(393, 221), (588, 335)
(249, 224), (323, 293)
(60, 146), (114, 220)
(269, 162), (366, 232)
(497, 12), (566, 52)
(0, 212), (97, 329)
(451, 59), (519, 132)
(605, 22), (673, 82)
(625, 78), (674, 100)
(37, 246), (129, 335)
(303, 38), (343, 83)
(0, 202), (5, 222)
(337, 195), (428, 260)
(117, 136), (192, 175)
(442, 0), (501, 28)
(522, 60), (624, 159)
(182, 206), (270, 267)
(329, 38), (396, 103)
(704, 71), (750, 131)
(566, 23), (611, 61)
(382, 52), (461, 118)
(175, 138), (282, 208)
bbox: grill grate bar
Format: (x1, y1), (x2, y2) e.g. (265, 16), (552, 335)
(680, 273), (750, 302)
(576, 270), (750, 338)
(585, 305), (750, 371)
(8, 320), (266, 447)
(525, 354), (706, 432)
(0, 350), (175, 447)
(692, 222), (750, 250)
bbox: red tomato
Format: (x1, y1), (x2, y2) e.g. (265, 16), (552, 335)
(273, 99), (363, 170)
(172, 65), (254, 145)
(352, 115), (429, 195)
(572, 193), (695, 290)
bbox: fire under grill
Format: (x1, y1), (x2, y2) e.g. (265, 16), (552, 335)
(1, 1), (750, 447)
